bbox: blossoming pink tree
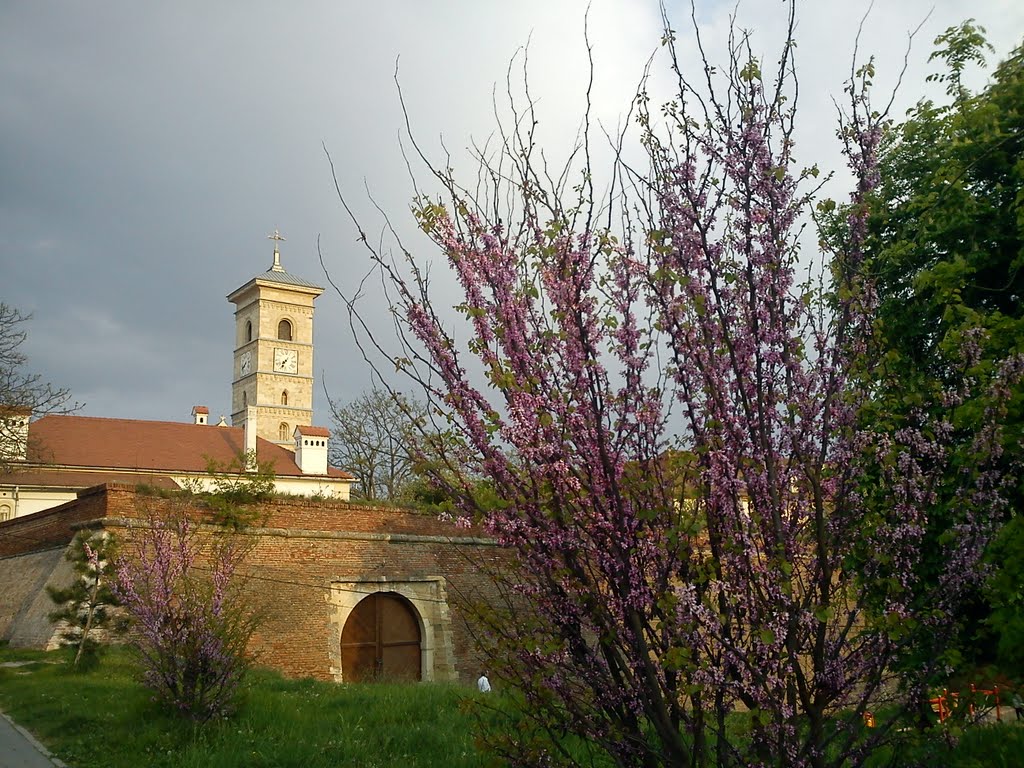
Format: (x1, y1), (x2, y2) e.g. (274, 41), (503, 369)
(112, 511), (258, 722)
(330, 7), (1021, 766)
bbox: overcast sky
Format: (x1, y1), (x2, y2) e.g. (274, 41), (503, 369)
(3, 1), (1022, 430)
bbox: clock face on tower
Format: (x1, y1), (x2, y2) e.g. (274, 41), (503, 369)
(273, 347), (298, 374)
(239, 351), (252, 376)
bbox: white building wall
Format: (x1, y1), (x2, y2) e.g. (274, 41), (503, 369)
(0, 472), (351, 521)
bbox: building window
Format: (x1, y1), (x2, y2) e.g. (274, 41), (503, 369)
(281, 390), (288, 406)
(279, 422), (290, 441)
(242, 391), (247, 408)
(0, 504), (11, 522)
(277, 319), (292, 341)
(245, 320), (253, 342)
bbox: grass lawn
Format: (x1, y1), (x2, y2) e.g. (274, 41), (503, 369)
(0, 645), (491, 768)
(6, 644), (1024, 767)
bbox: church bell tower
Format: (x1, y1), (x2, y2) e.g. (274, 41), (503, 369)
(227, 231), (324, 448)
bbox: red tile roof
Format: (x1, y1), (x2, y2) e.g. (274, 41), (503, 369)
(25, 415), (352, 479)
(192, 405), (209, 414)
(296, 425), (331, 437)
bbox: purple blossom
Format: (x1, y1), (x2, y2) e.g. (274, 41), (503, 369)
(339, 20), (1022, 768)
(112, 512), (258, 722)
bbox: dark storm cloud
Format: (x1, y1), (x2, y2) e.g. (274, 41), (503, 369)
(1, 1), (1020, 427)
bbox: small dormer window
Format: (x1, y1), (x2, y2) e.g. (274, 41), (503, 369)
(277, 319), (292, 341)
(281, 390), (289, 405)
(279, 422), (290, 441)
(245, 320), (253, 342)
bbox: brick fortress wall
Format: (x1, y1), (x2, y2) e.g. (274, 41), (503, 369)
(0, 484), (510, 684)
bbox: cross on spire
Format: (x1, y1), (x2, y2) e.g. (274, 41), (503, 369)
(268, 228), (286, 271)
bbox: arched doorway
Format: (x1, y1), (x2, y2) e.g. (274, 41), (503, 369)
(340, 592), (422, 682)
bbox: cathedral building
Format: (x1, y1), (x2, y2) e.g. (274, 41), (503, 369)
(0, 238), (352, 521)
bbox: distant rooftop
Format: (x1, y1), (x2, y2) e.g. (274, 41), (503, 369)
(23, 414), (350, 479)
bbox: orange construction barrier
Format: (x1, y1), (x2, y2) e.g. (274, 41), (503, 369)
(930, 689), (950, 723)
(930, 683), (1002, 724)
(970, 683), (1001, 722)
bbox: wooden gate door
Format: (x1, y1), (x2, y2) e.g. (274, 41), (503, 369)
(341, 592), (422, 682)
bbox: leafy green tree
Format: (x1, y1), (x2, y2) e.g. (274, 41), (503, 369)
(867, 23), (1022, 390)
(862, 23), (1024, 674)
(47, 531), (121, 670)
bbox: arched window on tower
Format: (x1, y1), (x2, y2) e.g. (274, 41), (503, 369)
(277, 319), (292, 341)
(245, 320), (253, 342)
(281, 390), (289, 406)
(279, 422), (290, 441)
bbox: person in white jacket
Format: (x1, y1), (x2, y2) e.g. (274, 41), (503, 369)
(477, 672), (491, 693)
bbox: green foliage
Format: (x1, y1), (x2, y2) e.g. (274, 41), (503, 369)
(864, 721), (1024, 768)
(5, 645), (1021, 768)
(862, 25), (1024, 675)
(46, 531), (122, 670)
(132, 483), (181, 499)
(0, 646), (496, 768)
(205, 451), (277, 502)
(404, 473), (504, 518)
(181, 451), (276, 528)
(867, 27), (1023, 400)
(984, 517), (1024, 677)
(926, 20), (996, 101)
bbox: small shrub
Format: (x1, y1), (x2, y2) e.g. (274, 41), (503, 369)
(47, 531), (121, 670)
(112, 512), (260, 721)
(191, 450), (276, 528)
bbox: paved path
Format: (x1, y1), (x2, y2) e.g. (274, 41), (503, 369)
(0, 711), (64, 768)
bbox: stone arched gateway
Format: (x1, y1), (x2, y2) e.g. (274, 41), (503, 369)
(327, 577), (457, 683)
(340, 592), (421, 682)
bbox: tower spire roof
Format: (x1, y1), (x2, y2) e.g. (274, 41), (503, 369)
(227, 229), (324, 302)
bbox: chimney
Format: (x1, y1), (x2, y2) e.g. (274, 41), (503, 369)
(294, 425), (329, 475)
(191, 405), (209, 425)
(244, 406), (257, 470)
